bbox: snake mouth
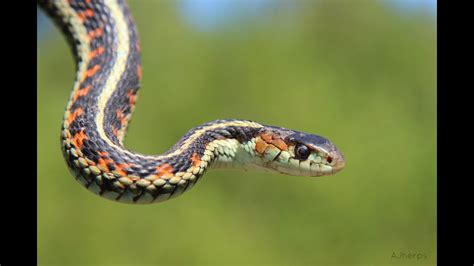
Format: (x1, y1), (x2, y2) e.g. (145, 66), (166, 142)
(328, 149), (345, 173)
(267, 159), (344, 177)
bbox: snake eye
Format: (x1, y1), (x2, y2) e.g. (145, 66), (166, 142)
(294, 144), (310, 160)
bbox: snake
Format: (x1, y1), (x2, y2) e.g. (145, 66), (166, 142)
(38, 0), (345, 204)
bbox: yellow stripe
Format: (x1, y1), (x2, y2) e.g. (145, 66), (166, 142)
(161, 121), (263, 159)
(88, 1), (263, 161)
(55, 0), (91, 125)
(95, 0), (131, 150)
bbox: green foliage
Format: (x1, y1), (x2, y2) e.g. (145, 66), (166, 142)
(38, 1), (436, 265)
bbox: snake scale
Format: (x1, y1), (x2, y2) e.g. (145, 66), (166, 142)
(38, 0), (345, 204)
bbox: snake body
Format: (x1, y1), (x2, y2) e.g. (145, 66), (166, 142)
(38, 0), (345, 204)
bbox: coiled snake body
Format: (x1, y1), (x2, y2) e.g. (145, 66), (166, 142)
(38, 0), (345, 204)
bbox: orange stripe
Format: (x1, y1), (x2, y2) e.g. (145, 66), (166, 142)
(88, 46), (104, 59)
(100, 154), (114, 165)
(191, 153), (201, 167)
(78, 9), (94, 22)
(261, 133), (273, 143)
(73, 85), (91, 101)
(115, 110), (127, 124)
(156, 164), (174, 177)
(67, 108), (84, 125)
(136, 41), (141, 52)
(97, 158), (110, 171)
(72, 130), (88, 148)
(87, 28), (104, 41)
(84, 65), (100, 80)
(127, 90), (137, 105)
(137, 65), (142, 80)
(114, 163), (133, 176)
(271, 138), (288, 151)
(255, 139), (268, 154)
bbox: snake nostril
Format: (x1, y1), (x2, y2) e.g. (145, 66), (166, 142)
(327, 156), (333, 164)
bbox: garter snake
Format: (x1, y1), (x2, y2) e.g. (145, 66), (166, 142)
(38, 0), (345, 204)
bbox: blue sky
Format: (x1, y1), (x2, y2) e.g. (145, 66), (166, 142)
(386, 0), (436, 14)
(38, 0), (436, 36)
(178, 0), (436, 31)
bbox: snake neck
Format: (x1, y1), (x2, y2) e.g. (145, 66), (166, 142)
(209, 136), (281, 174)
(207, 138), (255, 170)
(162, 119), (266, 172)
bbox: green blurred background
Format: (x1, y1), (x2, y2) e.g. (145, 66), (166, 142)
(37, 0), (436, 265)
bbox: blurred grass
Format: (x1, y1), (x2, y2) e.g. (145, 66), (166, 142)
(37, 1), (436, 265)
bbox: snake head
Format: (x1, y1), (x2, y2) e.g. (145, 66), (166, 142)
(253, 127), (345, 176)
